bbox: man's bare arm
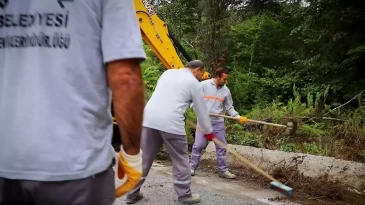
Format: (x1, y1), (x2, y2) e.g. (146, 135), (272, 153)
(107, 59), (145, 155)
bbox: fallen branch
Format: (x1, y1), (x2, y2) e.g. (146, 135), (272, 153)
(324, 89), (365, 116)
(298, 117), (348, 122)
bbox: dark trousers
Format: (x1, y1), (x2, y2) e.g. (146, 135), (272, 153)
(0, 166), (115, 205)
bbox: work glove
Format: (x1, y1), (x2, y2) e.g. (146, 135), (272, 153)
(238, 116), (248, 124)
(204, 132), (215, 141)
(115, 145), (143, 198)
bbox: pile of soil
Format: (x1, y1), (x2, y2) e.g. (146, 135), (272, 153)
(198, 159), (365, 205)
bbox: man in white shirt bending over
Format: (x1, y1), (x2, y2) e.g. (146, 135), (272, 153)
(126, 60), (215, 205)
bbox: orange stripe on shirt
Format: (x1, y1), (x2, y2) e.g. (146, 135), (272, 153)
(204, 95), (224, 102)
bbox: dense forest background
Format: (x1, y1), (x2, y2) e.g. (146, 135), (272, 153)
(141, 0), (365, 162)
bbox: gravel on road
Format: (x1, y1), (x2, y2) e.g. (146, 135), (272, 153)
(113, 162), (297, 205)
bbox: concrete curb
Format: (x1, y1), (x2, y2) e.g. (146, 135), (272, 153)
(201, 142), (365, 190)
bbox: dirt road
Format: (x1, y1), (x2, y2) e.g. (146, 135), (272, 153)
(113, 161), (298, 205)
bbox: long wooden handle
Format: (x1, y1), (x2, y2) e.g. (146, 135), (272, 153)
(187, 120), (279, 183)
(212, 138), (278, 182)
(209, 113), (287, 128)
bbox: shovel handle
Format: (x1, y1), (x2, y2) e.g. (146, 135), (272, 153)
(212, 138), (279, 183)
(209, 113), (287, 128)
(186, 120), (279, 183)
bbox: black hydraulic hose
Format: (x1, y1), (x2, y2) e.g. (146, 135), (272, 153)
(157, 14), (196, 62)
(167, 28), (193, 62)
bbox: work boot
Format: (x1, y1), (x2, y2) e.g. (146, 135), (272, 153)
(190, 169), (195, 176)
(125, 192), (143, 204)
(218, 170), (236, 179)
(178, 193), (201, 204)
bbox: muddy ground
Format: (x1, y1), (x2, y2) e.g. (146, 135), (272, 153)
(197, 159), (365, 205)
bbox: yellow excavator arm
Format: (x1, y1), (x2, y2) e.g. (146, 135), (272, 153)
(133, 0), (211, 79)
(112, 1), (210, 130)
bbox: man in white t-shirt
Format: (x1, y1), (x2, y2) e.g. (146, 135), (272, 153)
(0, 1), (146, 204)
(126, 60), (215, 205)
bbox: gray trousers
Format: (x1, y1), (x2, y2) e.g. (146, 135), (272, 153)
(127, 127), (192, 200)
(190, 121), (228, 172)
(0, 166), (115, 205)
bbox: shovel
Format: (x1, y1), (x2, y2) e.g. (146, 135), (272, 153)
(209, 113), (297, 135)
(187, 120), (293, 197)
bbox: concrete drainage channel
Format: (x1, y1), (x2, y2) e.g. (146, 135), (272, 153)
(201, 142), (365, 191)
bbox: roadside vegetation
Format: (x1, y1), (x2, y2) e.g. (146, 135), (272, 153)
(142, 0), (365, 163)
(143, 52), (365, 163)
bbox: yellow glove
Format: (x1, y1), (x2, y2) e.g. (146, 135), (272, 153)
(238, 116), (248, 124)
(115, 146), (143, 198)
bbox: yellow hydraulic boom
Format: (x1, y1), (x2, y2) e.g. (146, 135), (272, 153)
(112, 0), (211, 129)
(133, 0), (211, 79)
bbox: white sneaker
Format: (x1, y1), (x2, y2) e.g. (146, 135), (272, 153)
(190, 169), (195, 176)
(218, 170), (236, 179)
(178, 193), (201, 204)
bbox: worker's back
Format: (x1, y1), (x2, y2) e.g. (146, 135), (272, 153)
(0, 0), (145, 181)
(143, 68), (200, 135)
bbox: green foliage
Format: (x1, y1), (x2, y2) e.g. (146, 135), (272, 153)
(298, 124), (327, 138)
(184, 108), (197, 144)
(227, 131), (263, 148)
(225, 88), (364, 162)
(142, 0), (365, 162)
(152, 0), (202, 63)
(141, 44), (164, 98)
(302, 143), (330, 156)
(226, 11), (304, 110)
(280, 143), (297, 153)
